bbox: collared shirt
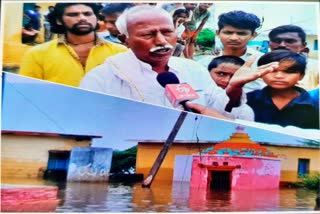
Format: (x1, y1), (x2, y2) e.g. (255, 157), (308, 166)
(297, 58), (319, 90)
(80, 50), (254, 120)
(247, 86), (319, 129)
(19, 34), (128, 87)
(103, 35), (122, 44)
(196, 47), (266, 93)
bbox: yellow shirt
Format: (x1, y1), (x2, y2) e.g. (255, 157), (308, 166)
(19, 35), (128, 87)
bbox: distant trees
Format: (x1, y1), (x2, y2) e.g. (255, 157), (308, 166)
(110, 146), (137, 174)
(300, 139), (320, 147)
(196, 28), (215, 54)
(299, 174), (320, 192)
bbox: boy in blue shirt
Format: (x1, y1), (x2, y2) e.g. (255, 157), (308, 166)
(247, 49), (319, 129)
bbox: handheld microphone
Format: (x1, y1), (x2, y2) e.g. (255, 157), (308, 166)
(157, 72), (199, 112)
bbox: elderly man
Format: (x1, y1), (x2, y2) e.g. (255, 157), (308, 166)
(80, 5), (278, 120)
(19, 3), (127, 87)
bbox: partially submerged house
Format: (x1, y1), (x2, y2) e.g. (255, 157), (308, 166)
(189, 126), (281, 190)
(135, 127), (319, 185)
(1, 130), (112, 182)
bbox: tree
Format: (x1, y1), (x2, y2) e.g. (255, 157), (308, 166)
(196, 28), (215, 50)
(110, 146), (137, 174)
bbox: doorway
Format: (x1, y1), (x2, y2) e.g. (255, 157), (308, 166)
(209, 170), (231, 191)
(44, 150), (71, 181)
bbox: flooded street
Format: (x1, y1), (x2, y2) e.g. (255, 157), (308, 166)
(55, 181), (317, 212)
(2, 178), (317, 212)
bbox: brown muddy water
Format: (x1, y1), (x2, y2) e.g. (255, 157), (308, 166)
(2, 178), (318, 212)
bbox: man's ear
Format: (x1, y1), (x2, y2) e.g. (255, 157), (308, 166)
(251, 32), (258, 40)
(118, 34), (128, 46)
(56, 18), (62, 26)
(299, 73), (305, 80)
(216, 30), (220, 38)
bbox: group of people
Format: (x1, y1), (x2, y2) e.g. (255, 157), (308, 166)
(18, 3), (319, 132)
(22, 5), (56, 44)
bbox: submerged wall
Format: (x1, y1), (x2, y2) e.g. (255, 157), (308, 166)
(67, 147), (113, 182)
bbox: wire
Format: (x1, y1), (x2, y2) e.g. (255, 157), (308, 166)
(4, 78), (66, 133)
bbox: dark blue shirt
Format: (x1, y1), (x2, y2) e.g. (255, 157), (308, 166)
(247, 86), (319, 129)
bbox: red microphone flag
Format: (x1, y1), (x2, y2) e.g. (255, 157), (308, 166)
(165, 83), (200, 107)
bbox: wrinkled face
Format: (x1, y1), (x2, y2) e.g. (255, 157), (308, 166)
(269, 32), (305, 53)
(209, 63), (241, 89)
(262, 60), (303, 90)
(126, 14), (177, 66)
(103, 13), (120, 36)
(217, 26), (256, 50)
(60, 4), (97, 35)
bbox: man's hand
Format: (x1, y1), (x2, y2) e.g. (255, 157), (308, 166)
(185, 102), (233, 120)
(225, 55), (279, 112)
(228, 55), (279, 88)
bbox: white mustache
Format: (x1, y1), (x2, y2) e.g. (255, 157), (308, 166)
(149, 45), (174, 53)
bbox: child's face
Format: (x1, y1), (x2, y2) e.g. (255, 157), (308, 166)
(209, 63), (241, 89)
(199, 3), (213, 10)
(262, 60), (303, 90)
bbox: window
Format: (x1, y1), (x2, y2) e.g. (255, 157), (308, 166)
(314, 40), (318, 51)
(297, 158), (310, 177)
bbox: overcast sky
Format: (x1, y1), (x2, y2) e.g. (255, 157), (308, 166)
(2, 72), (318, 151)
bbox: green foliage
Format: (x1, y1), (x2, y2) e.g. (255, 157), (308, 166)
(300, 173), (320, 192)
(196, 28), (215, 48)
(110, 146), (137, 174)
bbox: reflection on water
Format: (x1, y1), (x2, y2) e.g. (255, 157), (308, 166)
(2, 178), (317, 212)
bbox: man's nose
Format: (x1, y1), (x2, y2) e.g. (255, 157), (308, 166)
(78, 13), (87, 21)
(279, 40), (287, 47)
(154, 33), (167, 45)
(229, 33), (239, 40)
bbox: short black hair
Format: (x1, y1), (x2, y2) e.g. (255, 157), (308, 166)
(172, 9), (189, 18)
(268, 25), (306, 43)
(258, 49), (306, 75)
(217, 10), (261, 34)
(100, 3), (134, 16)
(208, 55), (245, 71)
(51, 3), (100, 33)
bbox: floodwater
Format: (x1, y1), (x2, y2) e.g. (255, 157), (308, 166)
(2, 178), (318, 212)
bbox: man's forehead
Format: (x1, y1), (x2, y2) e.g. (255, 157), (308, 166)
(220, 26), (252, 32)
(274, 32), (300, 39)
(128, 15), (173, 28)
(64, 4), (93, 12)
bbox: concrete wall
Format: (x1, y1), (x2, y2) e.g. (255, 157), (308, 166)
(136, 142), (319, 183)
(67, 147), (113, 182)
(136, 143), (215, 182)
(1, 134), (90, 179)
(173, 155), (193, 182)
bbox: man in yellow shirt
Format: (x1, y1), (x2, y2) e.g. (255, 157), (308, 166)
(19, 3), (127, 87)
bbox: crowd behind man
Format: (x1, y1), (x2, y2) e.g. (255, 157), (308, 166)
(17, 2), (319, 131)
